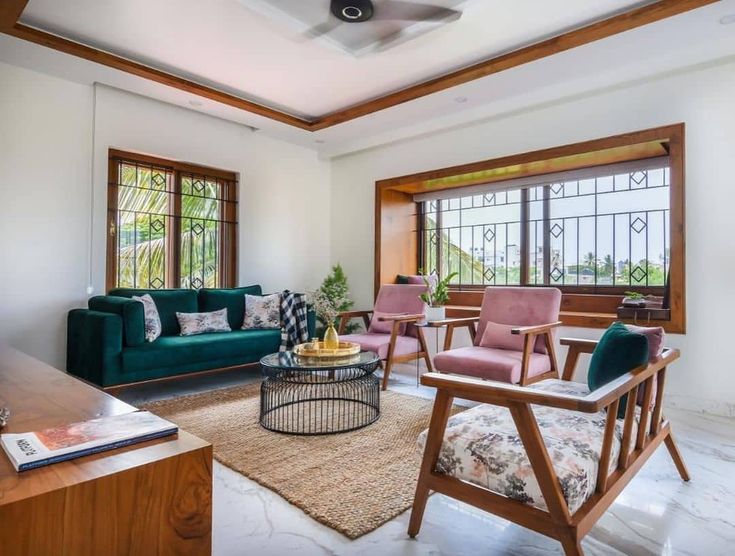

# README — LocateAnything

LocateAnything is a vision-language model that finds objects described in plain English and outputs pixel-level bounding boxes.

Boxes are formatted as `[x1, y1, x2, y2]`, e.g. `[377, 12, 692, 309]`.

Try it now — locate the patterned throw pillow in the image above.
[176, 308, 231, 336]
[242, 294, 281, 329]
[132, 294, 162, 342]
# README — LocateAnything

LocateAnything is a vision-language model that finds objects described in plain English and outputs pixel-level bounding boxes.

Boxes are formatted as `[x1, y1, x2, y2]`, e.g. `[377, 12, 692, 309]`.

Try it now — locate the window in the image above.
[106, 150, 238, 291]
[375, 124, 685, 332]
[419, 160, 670, 294]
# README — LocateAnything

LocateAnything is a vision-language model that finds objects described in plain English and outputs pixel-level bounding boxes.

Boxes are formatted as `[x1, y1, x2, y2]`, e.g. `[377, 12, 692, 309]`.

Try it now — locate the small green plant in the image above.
[311, 264, 357, 336]
[624, 291, 645, 300]
[420, 272, 458, 307]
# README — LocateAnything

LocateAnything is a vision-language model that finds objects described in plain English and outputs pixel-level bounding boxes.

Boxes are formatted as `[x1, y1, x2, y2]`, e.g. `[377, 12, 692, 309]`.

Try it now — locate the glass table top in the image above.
[260, 350, 379, 370]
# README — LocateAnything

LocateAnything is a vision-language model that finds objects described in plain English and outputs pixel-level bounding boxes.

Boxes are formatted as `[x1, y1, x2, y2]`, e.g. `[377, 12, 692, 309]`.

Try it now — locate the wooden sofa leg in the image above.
[664, 432, 691, 481]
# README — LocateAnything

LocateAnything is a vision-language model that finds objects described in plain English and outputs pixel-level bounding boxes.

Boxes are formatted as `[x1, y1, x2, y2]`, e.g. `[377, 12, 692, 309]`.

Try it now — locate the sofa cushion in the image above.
[110, 288, 198, 336]
[122, 329, 281, 373]
[176, 308, 231, 336]
[340, 333, 420, 359]
[417, 379, 638, 515]
[132, 294, 162, 342]
[198, 285, 262, 330]
[588, 322, 650, 418]
[88, 295, 145, 347]
[368, 311, 407, 335]
[434, 346, 551, 384]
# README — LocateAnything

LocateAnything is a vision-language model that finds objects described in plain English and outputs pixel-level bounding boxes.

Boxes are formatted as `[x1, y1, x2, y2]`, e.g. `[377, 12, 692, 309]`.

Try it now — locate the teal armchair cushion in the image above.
[588, 322, 650, 417]
[198, 285, 262, 330]
[109, 288, 198, 336]
[88, 295, 145, 346]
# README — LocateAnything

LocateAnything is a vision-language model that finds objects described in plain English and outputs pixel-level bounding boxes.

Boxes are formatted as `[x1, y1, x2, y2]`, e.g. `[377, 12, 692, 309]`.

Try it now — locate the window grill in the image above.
[107, 150, 238, 291]
[420, 163, 670, 294]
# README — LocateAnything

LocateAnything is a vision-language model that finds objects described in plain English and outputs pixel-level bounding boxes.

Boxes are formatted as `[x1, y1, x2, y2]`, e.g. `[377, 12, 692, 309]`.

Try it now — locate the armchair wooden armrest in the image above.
[430, 316, 479, 352]
[337, 309, 372, 334]
[426, 316, 480, 327]
[511, 321, 562, 335]
[559, 337, 600, 380]
[421, 347, 678, 414]
[377, 313, 425, 323]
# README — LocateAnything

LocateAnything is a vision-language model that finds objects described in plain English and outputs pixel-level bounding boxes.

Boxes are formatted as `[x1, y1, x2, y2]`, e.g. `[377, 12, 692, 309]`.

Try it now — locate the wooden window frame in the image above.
[375, 124, 685, 333]
[106, 149, 238, 292]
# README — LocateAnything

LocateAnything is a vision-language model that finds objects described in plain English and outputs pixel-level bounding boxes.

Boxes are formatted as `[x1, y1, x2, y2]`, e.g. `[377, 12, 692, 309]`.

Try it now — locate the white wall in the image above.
[0, 63, 331, 370]
[330, 59, 735, 417]
[0, 62, 92, 366]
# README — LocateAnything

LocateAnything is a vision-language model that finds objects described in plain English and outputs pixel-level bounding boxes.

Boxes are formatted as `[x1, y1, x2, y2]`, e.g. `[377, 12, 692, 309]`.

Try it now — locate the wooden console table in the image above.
[0, 346, 213, 555]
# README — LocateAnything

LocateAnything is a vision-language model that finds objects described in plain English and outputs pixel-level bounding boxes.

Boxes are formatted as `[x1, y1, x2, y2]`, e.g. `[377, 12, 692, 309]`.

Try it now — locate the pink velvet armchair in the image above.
[434, 287, 562, 386]
[338, 284, 432, 390]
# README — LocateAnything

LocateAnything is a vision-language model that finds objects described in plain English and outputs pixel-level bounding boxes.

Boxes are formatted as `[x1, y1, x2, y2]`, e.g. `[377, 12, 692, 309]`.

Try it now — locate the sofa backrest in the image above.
[109, 288, 198, 336]
[198, 285, 262, 330]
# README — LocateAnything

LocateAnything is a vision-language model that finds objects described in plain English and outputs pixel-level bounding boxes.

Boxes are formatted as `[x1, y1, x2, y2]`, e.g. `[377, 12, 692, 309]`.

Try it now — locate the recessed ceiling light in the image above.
[315, 139, 326, 144]
[720, 14, 735, 25]
[454, 96, 468, 104]
[188, 99, 203, 107]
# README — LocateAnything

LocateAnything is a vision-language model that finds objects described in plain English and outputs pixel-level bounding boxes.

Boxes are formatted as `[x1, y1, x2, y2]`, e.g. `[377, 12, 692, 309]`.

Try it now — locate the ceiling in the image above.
[1, 0, 735, 156]
[20, 0, 650, 118]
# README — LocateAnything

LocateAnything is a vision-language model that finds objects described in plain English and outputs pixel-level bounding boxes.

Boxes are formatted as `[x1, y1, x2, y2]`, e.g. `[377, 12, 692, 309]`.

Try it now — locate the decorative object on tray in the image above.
[419, 271, 457, 321]
[294, 340, 361, 358]
[308, 289, 343, 349]
[0, 407, 9, 430]
[0, 410, 177, 472]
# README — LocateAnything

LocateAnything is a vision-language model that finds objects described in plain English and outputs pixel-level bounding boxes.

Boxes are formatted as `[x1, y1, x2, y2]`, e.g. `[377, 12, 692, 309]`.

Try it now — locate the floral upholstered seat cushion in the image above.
[417, 379, 637, 514]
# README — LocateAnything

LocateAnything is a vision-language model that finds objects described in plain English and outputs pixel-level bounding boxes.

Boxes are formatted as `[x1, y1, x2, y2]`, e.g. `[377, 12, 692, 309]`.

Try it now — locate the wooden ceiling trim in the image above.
[4, 23, 314, 130]
[0, 0, 28, 31]
[309, 0, 718, 130]
[2, 0, 717, 131]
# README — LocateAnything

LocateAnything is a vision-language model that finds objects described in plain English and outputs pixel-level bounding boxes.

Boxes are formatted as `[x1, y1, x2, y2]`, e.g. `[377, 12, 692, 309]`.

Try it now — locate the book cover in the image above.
[0, 411, 177, 472]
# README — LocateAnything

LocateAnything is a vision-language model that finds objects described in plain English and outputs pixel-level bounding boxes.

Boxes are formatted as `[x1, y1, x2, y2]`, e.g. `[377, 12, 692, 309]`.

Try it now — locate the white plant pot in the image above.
[424, 306, 446, 322]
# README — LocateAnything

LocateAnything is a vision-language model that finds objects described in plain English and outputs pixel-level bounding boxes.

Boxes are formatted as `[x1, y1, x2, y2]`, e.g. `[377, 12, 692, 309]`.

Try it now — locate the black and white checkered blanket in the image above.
[280, 290, 310, 351]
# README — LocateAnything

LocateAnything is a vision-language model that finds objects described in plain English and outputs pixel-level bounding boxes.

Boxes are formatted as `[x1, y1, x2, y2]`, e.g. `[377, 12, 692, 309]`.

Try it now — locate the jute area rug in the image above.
[143, 383, 463, 539]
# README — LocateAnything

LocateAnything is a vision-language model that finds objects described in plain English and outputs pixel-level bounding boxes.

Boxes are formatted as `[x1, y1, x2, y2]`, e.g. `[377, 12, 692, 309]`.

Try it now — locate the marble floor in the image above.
[118, 366, 735, 556]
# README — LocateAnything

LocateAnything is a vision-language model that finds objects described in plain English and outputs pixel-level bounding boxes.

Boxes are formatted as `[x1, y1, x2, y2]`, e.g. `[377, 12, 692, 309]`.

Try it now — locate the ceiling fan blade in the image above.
[373, 1, 462, 22]
[302, 19, 341, 40]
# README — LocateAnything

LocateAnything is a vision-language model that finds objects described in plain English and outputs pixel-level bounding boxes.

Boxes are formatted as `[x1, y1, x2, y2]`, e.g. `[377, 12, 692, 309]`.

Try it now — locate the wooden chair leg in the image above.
[408, 390, 454, 538]
[381, 356, 393, 391]
[560, 533, 584, 556]
[416, 328, 433, 372]
[664, 432, 691, 481]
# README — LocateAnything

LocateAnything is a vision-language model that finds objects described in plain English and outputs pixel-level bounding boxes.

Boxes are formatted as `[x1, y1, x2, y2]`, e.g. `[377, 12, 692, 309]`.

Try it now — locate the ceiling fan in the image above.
[304, 0, 463, 46]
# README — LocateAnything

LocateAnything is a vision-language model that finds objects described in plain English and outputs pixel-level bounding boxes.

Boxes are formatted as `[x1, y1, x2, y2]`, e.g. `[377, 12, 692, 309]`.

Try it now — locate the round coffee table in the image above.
[259, 351, 380, 435]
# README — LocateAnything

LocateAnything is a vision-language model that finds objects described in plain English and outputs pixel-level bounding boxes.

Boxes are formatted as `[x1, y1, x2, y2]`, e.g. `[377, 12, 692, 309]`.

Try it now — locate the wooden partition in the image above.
[374, 188, 419, 295]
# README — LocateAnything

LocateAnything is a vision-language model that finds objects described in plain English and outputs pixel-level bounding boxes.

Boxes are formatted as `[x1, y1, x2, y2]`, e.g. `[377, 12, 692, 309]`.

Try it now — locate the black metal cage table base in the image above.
[259, 351, 380, 435]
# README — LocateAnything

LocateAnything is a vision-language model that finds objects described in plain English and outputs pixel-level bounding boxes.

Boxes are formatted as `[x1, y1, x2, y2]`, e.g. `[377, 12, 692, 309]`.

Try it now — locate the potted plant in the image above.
[420, 272, 457, 322]
[622, 291, 647, 308]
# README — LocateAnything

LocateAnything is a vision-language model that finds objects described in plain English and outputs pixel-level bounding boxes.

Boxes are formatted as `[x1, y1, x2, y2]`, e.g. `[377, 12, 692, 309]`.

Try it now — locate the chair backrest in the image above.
[475, 287, 562, 352]
[373, 284, 427, 336]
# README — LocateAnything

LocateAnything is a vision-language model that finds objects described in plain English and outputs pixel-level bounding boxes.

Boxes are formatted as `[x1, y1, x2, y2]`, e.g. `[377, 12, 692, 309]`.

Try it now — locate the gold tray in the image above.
[293, 341, 361, 358]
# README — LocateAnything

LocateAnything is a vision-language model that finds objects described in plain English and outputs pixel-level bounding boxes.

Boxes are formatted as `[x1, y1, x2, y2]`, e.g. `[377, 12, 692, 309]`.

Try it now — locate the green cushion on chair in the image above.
[109, 288, 198, 336]
[198, 285, 262, 330]
[588, 321, 650, 418]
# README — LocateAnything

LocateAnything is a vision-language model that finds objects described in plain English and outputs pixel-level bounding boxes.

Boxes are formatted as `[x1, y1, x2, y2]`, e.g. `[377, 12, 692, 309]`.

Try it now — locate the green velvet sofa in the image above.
[67, 286, 315, 388]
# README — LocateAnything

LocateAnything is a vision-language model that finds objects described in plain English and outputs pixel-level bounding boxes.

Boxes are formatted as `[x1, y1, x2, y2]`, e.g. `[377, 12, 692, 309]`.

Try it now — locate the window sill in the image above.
[444, 305, 682, 334]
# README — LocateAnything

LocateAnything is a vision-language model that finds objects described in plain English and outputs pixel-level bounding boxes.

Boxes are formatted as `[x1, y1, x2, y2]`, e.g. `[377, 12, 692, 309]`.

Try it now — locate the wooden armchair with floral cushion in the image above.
[408, 334, 689, 556]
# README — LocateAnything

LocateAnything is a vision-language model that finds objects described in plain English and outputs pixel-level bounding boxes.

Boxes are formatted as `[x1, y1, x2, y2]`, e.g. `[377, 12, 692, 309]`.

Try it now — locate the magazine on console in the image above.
[0, 410, 178, 472]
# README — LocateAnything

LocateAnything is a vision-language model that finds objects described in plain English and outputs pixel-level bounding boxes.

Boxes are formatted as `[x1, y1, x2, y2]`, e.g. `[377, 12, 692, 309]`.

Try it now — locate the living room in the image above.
[1, 1, 734, 555]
